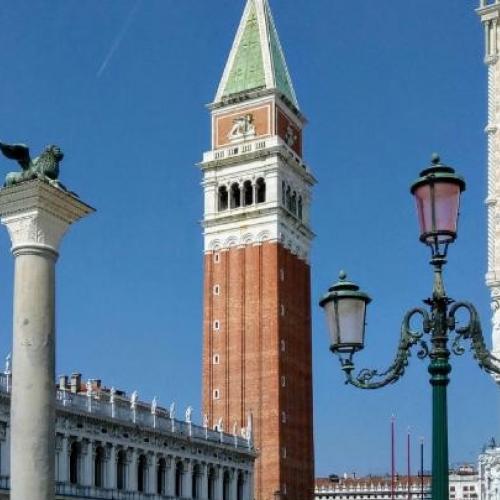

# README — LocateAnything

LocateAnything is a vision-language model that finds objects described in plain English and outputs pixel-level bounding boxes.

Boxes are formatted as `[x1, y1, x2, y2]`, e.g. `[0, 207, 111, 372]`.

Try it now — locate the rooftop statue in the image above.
[0, 142, 65, 189]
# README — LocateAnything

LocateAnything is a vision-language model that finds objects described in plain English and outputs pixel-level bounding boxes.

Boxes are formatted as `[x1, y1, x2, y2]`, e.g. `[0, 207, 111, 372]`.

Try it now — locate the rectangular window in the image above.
[213, 354, 220, 365]
[213, 389, 220, 400]
[213, 285, 221, 296]
[214, 253, 220, 264]
[213, 320, 221, 331]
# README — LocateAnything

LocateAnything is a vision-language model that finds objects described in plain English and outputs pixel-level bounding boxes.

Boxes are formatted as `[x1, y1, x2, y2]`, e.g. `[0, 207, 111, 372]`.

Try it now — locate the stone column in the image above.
[166, 456, 176, 496]
[182, 459, 193, 498]
[105, 444, 116, 489]
[0, 423, 9, 478]
[58, 435, 70, 484]
[216, 466, 224, 500]
[82, 440, 93, 487]
[127, 448, 137, 492]
[0, 180, 93, 500]
[230, 469, 238, 500]
[243, 471, 252, 500]
[200, 463, 208, 500]
[146, 453, 156, 494]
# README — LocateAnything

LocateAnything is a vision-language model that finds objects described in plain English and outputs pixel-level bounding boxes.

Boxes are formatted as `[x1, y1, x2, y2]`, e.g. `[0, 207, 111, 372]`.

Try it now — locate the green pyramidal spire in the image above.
[215, 0, 299, 109]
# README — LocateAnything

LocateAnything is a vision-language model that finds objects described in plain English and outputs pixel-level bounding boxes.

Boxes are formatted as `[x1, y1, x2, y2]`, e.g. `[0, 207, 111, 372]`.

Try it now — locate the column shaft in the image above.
[10, 250, 56, 500]
[147, 454, 156, 494]
[0, 425, 10, 477]
[230, 470, 238, 500]
[183, 460, 193, 498]
[201, 464, 208, 500]
[166, 458, 176, 496]
[216, 468, 224, 500]
[83, 441, 94, 487]
[106, 445, 116, 489]
[0, 180, 94, 500]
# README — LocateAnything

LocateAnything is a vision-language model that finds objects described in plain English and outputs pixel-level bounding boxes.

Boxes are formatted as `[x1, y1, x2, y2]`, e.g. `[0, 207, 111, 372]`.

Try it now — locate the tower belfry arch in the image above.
[200, 0, 315, 498]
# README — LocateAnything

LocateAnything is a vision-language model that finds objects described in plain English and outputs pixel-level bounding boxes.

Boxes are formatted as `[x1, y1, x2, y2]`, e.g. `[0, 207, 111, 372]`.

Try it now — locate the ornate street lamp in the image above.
[320, 155, 500, 500]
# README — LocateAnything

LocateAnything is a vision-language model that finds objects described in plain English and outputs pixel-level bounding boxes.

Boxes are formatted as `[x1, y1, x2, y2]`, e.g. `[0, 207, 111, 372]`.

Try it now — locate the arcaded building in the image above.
[0, 368, 255, 500]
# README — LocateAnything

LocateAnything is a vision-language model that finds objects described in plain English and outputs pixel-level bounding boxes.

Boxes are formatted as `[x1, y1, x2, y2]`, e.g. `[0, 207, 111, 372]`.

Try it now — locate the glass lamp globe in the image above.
[410, 154, 466, 252]
[319, 272, 371, 354]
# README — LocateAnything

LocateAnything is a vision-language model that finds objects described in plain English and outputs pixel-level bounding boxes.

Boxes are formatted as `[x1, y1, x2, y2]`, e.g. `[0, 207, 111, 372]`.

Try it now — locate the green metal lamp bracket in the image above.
[340, 308, 431, 389]
[339, 300, 500, 390]
[448, 301, 500, 375]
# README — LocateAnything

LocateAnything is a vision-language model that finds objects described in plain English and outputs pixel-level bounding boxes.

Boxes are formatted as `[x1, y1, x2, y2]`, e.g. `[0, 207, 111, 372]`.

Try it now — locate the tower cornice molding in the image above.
[477, 3, 500, 20]
[199, 143, 316, 185]
[209, 89, 306, 123]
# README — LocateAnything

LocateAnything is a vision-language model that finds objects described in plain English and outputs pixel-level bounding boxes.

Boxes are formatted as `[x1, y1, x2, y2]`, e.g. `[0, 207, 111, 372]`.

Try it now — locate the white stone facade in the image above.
[479, 444, 500, 500]
[478, 1, 500, 359]
[314, 475, 431, 500]
[0, 370, 255, 500]
[449, 466, 479, 500]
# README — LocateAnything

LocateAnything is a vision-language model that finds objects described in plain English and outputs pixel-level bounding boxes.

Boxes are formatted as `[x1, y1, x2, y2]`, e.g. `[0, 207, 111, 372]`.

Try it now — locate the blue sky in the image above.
[0, 0, 496, 477]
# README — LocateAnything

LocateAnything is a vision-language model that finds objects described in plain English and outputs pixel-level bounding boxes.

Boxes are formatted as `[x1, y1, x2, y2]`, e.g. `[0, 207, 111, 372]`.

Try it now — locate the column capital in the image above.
[0, 180, 94, 256]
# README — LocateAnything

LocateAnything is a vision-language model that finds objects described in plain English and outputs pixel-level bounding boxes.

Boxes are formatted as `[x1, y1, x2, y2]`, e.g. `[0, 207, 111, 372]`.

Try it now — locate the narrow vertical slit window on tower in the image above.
[280, 304, 285, 317]
[281, 376, 286, 387]
[213, 252, 220, 264]
[213, 354, 220, 365]
[281, 411, 287, 423]
[213, 389, 220, 400]
[280, 268, 285, 282]
[218, 186, 229, 211]
[281, 339, 286, 352]
[213, 285, 221, 296]
[256, 177, 266, 203]
[213, 320, 220, 331]
[230, 183, 241, 208]
[243, 180, 253, 206]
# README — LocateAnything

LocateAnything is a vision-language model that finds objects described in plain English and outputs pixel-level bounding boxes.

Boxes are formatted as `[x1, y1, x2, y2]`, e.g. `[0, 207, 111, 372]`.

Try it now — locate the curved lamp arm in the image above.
[340, 308, 431, 389]
[449, 302, 500, 375]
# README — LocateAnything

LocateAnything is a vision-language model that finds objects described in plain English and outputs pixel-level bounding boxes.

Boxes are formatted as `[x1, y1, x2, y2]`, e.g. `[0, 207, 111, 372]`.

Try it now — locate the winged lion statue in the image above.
[0, 142, 65, 189]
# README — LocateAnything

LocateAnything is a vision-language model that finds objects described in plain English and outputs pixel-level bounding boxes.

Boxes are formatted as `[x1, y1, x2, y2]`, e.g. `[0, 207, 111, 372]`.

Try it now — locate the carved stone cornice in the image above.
[0, 180, 94, 255]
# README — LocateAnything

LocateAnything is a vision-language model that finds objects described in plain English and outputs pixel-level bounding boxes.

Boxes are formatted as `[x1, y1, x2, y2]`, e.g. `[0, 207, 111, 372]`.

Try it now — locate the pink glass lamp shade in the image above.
[411, 155, 466, 251]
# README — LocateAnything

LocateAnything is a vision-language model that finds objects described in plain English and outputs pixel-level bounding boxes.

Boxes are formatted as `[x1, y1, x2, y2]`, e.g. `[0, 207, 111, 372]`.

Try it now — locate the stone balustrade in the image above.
[0, 375, 249, 450]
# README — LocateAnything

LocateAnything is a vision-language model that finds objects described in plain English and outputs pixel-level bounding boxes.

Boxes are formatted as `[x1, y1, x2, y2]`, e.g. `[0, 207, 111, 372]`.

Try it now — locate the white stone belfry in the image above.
[0, 180, 94, 500]
[478, 1, 500, 369]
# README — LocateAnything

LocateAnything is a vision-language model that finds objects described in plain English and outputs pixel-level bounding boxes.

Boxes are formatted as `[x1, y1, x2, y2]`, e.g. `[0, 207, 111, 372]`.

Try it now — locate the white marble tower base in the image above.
[0, 180, 94, 500]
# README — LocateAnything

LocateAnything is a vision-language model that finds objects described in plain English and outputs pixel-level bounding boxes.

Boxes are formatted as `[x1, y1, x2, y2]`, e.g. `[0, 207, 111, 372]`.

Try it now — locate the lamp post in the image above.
[320, 154, 500, 500]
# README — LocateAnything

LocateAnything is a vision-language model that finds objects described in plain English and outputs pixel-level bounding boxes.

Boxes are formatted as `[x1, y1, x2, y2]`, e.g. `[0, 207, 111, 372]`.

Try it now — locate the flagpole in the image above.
[392, 415, 396, 500]
[407, 428, 412, 500]
[420, 437, 424, 500]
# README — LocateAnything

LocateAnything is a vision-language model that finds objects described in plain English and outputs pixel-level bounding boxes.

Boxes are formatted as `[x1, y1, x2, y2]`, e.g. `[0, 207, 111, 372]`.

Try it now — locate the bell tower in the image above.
[200, 1, 315, 498]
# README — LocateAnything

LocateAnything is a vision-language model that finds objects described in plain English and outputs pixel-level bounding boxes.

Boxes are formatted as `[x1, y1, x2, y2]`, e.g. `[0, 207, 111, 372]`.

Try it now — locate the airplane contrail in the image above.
[97, 0, 142, 78]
